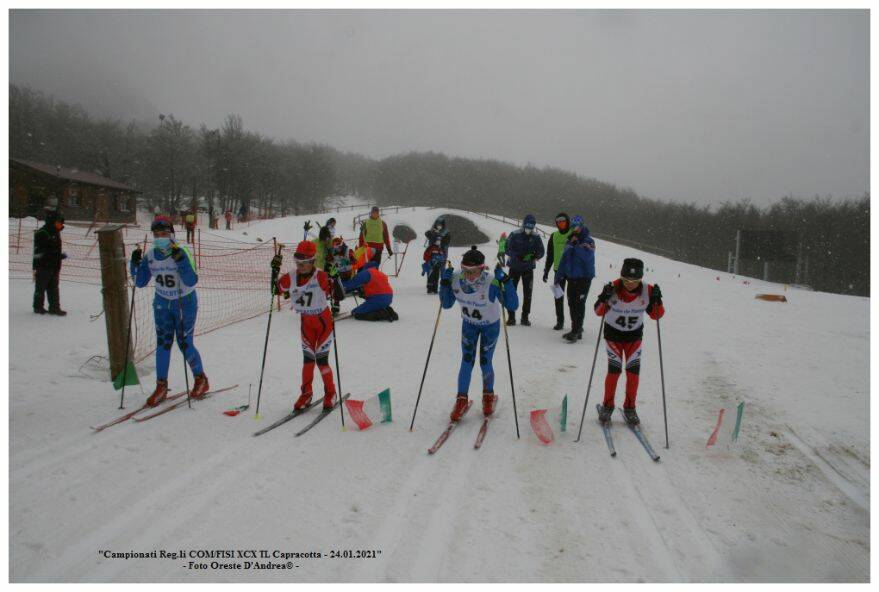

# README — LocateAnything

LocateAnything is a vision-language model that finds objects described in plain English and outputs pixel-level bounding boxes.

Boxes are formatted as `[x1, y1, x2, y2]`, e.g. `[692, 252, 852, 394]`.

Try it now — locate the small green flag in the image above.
[731, 402, 745, 442]
[113, 361, 139, 390]
[559, 395, 568, 432]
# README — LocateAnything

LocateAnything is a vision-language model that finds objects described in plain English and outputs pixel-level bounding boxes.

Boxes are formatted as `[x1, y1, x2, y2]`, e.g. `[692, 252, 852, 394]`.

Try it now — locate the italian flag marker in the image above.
[344, 388, 392, 431]
[530, 395, 568, 444]
[706, 402, 746, 447]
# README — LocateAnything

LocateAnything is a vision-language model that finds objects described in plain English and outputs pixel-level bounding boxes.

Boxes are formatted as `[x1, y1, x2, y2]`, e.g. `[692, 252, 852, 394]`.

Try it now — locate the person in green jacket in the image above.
[496, 232, 508, 268]
[542, 213, 573, 330]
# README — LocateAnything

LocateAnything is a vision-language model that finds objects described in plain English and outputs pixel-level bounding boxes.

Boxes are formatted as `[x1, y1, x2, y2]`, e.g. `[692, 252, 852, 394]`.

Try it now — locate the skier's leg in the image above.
[154, 298, 175, 381]
[47, 268, 61, 311]
[352, 294, 392, 319]
[554, 277, 566, 326]
[33, 268, 49, 311]
[622, 340, 643, 409]
[175, 293, 204, 376]
[299, 315, 322, 397]
[315, 313, 336, 404]
[521, 269, 534, 318]
[603, 340, 624, 408]
[507, 269, 521, 322]
[457, 322, 478, 395]
[478, 322, 500, 393]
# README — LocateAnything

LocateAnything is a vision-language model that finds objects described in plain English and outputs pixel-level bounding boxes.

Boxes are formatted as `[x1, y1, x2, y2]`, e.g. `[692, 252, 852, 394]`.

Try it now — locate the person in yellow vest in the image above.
[542, 213, 573, 331]
[184, 210, 197, 244]
[358, 206, 393, 265]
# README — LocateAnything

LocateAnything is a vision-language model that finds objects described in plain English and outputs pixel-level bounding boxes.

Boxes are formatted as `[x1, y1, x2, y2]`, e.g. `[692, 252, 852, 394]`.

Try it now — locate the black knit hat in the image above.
[621, 258, 644, 279]
[555, 212, 570, 225]
[462, 245, 485, 267]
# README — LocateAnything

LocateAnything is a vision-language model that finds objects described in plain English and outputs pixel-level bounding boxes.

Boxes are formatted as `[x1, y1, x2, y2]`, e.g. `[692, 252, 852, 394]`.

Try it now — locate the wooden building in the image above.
[9, 158, 139, 223]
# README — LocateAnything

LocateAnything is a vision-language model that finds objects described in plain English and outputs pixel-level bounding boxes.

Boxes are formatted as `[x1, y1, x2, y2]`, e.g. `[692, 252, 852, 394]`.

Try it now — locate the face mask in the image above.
[524, 227, 534, 235]
[54, 222, 64, 231]
[154, 237, 172, 252]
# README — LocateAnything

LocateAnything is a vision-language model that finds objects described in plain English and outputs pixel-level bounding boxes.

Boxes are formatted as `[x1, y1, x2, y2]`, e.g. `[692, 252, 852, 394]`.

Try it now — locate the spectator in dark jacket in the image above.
[504, 214, 545, 326]
[422, 216, 451, 293]
[32, 209, 67, 315]
[554, 216, 595, 342]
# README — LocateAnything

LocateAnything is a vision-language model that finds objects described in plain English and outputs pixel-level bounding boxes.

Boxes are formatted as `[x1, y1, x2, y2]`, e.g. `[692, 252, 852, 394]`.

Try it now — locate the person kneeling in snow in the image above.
[594, 257, 664, 426]
[272, 241, 345, 411]
[339, 252, 398, 322]
[440, 246, 518, 421]
[130, 215, 209, 406]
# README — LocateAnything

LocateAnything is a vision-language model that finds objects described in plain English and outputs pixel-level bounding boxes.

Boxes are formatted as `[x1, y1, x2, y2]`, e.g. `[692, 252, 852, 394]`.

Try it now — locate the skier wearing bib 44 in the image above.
[440, 246, 519, 421]
[129, 215, 209, 407]
[594, 258, 664, 425]
[272, 241, 345, 411]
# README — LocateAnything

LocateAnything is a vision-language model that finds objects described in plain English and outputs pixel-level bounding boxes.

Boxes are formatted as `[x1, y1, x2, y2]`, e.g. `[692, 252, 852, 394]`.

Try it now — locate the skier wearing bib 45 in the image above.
[129, 215, 209, 407]
[440, 246, 519, 421]
[593, 258, 664, 425]
[272, 241, 345, 411]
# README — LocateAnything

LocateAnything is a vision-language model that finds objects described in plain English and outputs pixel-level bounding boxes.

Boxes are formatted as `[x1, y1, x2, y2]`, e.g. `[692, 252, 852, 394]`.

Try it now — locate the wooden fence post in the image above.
[96, 225, 131, 381]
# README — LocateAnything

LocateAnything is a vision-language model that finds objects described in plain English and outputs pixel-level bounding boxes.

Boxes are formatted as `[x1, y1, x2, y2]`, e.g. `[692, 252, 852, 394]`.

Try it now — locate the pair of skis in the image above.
[597, 404, 660, 462]
[428, 396, 496, 455]
[253, 393, 350, 438]
[91, 385, 238, 432]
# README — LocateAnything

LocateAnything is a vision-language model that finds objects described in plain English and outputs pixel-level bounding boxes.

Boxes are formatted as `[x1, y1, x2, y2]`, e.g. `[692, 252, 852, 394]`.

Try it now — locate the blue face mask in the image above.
[154, 237, 172, 252]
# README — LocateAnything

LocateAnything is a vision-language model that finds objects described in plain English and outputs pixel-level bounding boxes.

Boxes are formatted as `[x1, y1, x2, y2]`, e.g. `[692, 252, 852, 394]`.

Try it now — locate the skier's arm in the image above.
[383, 222, 393, 253]
[543, 235, 554, 272]
[32, 230, 47, 269]
[439, 268, 456, 309]
[647, 284, 665, 320]
[132, 259, 152, 288]
[173, 246, 198, 287]
[341, 269, 370, 293]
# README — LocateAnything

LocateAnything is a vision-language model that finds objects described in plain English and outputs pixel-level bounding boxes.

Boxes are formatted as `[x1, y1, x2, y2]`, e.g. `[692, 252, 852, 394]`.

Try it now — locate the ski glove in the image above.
[441, 267, 454, 285]
[494, 267, 508, 283]
[597, 282, 614, 304]
[303, 221, 312, 233]
[542, 269, 549, 283]
[170, 243, 185, 262]
[131, 248, 143, 268]
[650, 284, 662, 306]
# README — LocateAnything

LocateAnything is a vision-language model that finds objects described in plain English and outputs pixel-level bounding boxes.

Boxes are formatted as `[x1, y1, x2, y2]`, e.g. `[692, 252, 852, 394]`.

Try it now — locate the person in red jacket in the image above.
[271, 241, 345, 411]
[339, 257, 398, 321]
[593, 258, 664, 426]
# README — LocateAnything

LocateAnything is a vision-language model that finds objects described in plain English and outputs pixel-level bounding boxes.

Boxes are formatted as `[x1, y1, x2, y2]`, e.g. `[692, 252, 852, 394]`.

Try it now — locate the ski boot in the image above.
[482, 391, 497, 417]
[190, 373, 210, 399]
[387, 306, 399, 321]
[450, 394, 469, 422]
[294, 392, 313, 411]
[597, 404, 614, 424]
[563, 330, 578, 343]
[322, 391, 337, 411]
[47, 308, 67, 316]
[623, 407, 640, 426]
[146, 379, 169, 407]
[34, 307, 47, 315]
[552, 320, 564, 331]
[506, 313, 516, 326]
[520, 314, 531, 327]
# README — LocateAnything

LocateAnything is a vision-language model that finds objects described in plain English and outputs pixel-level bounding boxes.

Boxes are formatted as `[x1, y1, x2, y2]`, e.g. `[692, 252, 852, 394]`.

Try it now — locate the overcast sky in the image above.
[9, 9, 869, 206]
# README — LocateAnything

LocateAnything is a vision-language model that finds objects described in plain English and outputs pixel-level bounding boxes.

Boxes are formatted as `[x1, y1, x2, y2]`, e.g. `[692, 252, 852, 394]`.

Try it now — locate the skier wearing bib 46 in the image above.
[129, 215, 209, 407]
[594, 258, 664, 425]
[440, 246, 519, 421]
[272, 241, 345, 411]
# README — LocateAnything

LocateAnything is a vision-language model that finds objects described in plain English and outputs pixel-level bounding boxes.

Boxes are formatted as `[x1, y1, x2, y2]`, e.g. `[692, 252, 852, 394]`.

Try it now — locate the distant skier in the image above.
[440, 246, 518, 421]
[184, 210, 196, 244]
[32, 209, 67, 316]
[496, 232, 507, 268]
[224, 209, 233, 230]
[542, 213, 573, 330]
[422, 216, 450, 294]
[129, 215, 209, 406]
[504, 214, 544, 326]
[271, 241, 345, 411]
[553, 215, 596, 343]
[594, 258, 664, 425]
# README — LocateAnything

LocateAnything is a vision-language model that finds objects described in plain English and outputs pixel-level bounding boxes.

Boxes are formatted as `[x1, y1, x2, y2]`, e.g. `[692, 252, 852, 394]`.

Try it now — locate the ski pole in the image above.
[175, 247, 192, 410]
[331, 309, 346, 429]
[254, 240, 281, 420]
[119, 234, 147, 409]
[657, 318, 669, 449]
[409, 261, 452, 431]
[497, 272, 521, 439]
[575, 315, 605, 442]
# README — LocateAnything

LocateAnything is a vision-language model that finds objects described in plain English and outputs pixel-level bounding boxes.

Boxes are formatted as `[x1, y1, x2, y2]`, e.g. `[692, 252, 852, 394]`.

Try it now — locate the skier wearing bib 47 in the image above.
[129, 215, 209, 407]
[272, 241, 345, 411]
[594, 258, 664, 425]
[440, 246, 519, 421]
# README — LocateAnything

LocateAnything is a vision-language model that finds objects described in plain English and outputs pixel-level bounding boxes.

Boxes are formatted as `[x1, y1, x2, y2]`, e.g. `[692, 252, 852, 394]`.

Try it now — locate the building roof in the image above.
[10, 158, 138, 192]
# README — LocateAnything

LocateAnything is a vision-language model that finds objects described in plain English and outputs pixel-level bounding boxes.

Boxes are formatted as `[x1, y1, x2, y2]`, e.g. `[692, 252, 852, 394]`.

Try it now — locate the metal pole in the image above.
[733, 230, 741, 275]
[575, 316, 605, 442]
[657, 319, 669, 449]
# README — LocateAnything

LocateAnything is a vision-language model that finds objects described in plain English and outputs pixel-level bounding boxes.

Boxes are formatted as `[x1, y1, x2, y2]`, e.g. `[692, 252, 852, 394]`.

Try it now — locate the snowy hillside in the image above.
[10, 206, 869, 582]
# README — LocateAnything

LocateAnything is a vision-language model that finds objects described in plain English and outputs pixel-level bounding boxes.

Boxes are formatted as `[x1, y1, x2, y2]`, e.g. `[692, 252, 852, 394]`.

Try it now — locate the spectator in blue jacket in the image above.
[504, 214, 545, 326]
[553, 216, 596, 342]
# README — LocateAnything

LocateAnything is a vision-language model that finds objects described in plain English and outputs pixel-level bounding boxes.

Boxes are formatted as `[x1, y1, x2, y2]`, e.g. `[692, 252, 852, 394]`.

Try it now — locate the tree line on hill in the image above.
[9, 84, 868, 296]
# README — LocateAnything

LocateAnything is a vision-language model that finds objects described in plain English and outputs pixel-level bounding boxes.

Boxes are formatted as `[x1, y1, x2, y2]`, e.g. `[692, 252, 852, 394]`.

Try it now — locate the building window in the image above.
[115, 192, 130, 213]
[67, 186, 80, 207]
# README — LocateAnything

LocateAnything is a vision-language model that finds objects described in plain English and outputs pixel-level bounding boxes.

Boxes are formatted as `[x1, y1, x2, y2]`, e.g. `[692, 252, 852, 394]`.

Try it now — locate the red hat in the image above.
[294, 241, 317, 259]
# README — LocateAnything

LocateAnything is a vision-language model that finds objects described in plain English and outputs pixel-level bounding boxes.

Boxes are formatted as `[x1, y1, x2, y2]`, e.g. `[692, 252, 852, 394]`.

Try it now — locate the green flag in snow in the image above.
[113, 361, 139, 390]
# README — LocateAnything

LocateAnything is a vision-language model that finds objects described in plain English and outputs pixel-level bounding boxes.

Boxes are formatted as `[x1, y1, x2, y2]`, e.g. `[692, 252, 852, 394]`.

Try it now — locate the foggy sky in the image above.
[9, 9, 869, 206]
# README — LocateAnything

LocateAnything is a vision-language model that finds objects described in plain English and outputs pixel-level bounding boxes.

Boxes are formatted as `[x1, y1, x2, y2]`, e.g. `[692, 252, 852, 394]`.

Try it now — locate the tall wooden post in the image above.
[96, 225, 131, 381]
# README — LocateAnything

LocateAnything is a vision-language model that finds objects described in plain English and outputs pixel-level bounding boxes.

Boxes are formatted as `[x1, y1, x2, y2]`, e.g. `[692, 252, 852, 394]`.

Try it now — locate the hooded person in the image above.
[439, 246, 519, 422]
[325, 217, 337, 238]
[542, 212, 573, 330]
[422, 216, 451, 294]
[504, 214, 545, 326]
[593, 258, 664, 425]
[271, 240, 346, 410]
[553, 215, 596, 342]
[129, 215, 209, 405]
[32, 208, 68, 315]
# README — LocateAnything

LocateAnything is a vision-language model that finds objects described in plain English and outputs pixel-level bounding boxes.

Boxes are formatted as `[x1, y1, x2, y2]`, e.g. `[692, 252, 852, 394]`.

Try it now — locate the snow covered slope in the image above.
[10, 207, 869, 582]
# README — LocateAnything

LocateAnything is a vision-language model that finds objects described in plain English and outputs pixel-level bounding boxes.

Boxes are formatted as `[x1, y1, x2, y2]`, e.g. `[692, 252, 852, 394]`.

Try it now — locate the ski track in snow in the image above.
[10, 206, 869, 582]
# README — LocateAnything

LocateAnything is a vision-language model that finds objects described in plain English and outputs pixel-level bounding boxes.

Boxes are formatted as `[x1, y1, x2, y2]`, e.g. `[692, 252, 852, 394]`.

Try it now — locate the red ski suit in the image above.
[277, 269, 336, 399]
[594, 280, 665, 409]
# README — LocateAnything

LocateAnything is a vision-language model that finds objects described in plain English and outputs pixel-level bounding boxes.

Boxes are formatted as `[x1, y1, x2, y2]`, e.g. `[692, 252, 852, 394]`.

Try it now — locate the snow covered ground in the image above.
[9, 206, 869, 582]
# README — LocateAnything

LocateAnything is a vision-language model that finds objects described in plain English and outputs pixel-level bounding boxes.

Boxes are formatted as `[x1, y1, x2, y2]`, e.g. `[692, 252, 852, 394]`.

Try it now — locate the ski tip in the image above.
[610, 451, 617, 457]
